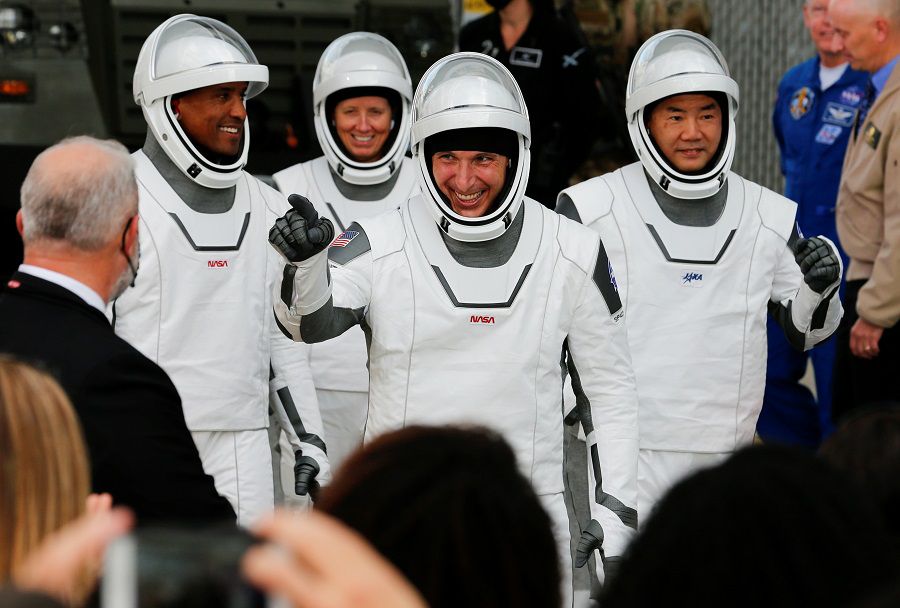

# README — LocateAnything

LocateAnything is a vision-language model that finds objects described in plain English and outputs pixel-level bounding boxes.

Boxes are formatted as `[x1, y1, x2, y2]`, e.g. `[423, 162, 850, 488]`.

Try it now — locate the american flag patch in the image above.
[331, 230, 359, 248]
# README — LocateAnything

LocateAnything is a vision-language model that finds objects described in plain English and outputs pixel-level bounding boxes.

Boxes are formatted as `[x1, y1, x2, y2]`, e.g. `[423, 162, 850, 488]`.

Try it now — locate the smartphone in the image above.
[101, 526, 266, 608]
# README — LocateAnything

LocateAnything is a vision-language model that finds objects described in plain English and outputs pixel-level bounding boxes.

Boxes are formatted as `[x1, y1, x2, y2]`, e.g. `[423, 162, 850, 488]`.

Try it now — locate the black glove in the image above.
[293, 453, 320, 498]
[603, 556, 621, 584]
[792, 236, 840, 294]
[574, 518, 605, 568]
[269, 194, 335, 263]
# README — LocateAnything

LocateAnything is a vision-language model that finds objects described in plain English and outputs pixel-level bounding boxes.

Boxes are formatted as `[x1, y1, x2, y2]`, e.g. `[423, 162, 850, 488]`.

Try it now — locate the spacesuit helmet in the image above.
[411, 52, 531, 243]
[133, 14, 268, 189]
[313, 32, 413, 187]
[626, 30, 739, 199]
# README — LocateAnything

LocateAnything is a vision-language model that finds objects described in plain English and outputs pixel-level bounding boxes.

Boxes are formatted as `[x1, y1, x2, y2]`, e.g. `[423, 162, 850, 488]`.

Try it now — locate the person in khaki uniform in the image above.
[830, 0, 900, 418]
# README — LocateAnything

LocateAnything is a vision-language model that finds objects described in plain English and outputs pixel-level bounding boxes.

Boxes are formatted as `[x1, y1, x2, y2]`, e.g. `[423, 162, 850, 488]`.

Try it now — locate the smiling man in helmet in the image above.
[269, 52, 639, 602]
[271, 33, 419, 478]
[558, 31, 843, 541]
[113, 15, 329, 526]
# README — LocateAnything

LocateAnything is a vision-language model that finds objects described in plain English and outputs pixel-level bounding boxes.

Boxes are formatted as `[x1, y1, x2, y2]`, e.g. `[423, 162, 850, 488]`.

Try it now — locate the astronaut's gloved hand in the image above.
[574, 518, 604, 568]
[294, 453, 321, 499]
[602, 556, 622, 584]
[792, 237, 840, 294]
[269, 194, 335, 263]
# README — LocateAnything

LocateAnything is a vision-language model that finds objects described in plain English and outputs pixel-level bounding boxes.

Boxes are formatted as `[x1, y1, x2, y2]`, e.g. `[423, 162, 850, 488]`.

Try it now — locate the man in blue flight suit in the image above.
[759, 0, 867, 447]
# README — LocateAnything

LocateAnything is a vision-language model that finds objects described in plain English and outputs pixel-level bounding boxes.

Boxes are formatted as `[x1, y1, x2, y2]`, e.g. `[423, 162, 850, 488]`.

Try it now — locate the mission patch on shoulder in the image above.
[328, 222, 371, 266]
[593, 239, 622, 316]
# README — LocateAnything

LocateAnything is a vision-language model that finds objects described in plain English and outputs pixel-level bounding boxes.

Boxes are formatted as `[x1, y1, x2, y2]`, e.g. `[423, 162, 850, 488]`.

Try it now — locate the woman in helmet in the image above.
[557, 30, 843, 534]
[272, 33, 418, 479]
[269, 52, 639, 605]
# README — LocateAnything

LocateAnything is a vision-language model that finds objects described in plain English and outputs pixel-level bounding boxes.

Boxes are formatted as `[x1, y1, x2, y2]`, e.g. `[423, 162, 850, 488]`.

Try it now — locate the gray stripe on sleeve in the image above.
[298, 296, 366, 344]
[570, 347, 637, 530]
[275, 385, 327, 455]
[590, 444, 637, 529]
[768, 300, 806, 351]
[811, 286, 837, 331]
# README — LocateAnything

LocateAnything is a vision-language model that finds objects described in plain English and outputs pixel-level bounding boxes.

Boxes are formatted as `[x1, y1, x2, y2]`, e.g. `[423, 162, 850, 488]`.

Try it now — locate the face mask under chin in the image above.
[112, 236, 140, 301]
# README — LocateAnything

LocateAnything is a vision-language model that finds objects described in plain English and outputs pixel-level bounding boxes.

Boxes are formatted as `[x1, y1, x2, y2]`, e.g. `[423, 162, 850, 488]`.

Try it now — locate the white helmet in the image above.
[411, 52, 531, 243]
[313, 32, 413, 186]
[626, 30, 739, 199]
[133, 14, 268, 189]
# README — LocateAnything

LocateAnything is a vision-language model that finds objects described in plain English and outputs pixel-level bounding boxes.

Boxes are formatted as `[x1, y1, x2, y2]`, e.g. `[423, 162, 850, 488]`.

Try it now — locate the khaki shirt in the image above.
[836, 63, 900, 328]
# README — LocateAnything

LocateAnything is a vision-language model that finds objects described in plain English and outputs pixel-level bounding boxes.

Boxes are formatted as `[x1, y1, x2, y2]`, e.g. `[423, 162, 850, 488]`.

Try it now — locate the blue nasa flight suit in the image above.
[758, 56, 867, 447]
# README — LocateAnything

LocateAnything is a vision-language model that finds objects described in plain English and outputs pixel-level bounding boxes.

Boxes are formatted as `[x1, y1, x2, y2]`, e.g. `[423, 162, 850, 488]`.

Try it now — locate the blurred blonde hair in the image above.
[0, 356, 90, 585]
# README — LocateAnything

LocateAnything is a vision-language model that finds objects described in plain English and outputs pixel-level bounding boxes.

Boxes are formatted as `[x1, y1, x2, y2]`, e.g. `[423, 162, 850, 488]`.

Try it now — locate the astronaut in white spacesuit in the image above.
[557, 30, 843, 545]
[269, 53, 639, 600]
[113, 14, 330, 526]
[272, 33, 419, 474]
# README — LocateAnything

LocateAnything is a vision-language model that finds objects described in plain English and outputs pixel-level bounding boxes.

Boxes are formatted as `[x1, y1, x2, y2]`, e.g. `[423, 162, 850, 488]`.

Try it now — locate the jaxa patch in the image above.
[864, 123, 882, 149]
[681, 271, 703, 287]
[815, 124, 843, 145]
[823, 102, 856, 127]
[790, 87, 814, 119]
[331, 230, 359, 248]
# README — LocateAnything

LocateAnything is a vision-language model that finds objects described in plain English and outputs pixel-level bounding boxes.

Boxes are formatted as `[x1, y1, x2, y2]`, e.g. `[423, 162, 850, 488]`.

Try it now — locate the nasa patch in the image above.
[790, 87, 815, 119]
[840, 86, 863, 106]
[815, 124, 843, 145]
[823, 102, 856, 127]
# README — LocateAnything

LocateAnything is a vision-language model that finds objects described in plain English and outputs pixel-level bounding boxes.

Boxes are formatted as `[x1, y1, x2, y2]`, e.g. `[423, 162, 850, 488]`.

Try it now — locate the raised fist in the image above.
[269, 194, 335, 263]
[792, 236, 840, 294]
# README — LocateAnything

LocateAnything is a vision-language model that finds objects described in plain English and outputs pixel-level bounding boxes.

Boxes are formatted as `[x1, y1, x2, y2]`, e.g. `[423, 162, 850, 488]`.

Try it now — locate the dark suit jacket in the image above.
[0, 588, 64, 608]
[0, 271, 235, 524]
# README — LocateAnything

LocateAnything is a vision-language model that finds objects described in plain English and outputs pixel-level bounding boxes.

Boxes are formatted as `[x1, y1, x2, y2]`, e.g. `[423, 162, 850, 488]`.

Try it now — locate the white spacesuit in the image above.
[113, 14, 329, 527]
[272, 33, 418, 474]
[557, 31, 843, 525]
[270, 53, 640, 600]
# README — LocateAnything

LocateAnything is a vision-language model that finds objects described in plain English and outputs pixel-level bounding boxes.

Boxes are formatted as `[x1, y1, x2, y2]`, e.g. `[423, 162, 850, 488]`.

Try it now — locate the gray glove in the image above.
[269, 194, 335, 263]
[793, 236, 840, 294]
[574, 518, 604, 568]
[293, 453, 320, 498]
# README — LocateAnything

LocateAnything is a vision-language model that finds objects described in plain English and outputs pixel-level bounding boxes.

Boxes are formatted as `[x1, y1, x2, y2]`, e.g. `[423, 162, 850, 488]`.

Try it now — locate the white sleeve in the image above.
[566, 238, 639, 570]
[267, 234, 331, 485]
[769, 233, 843, 351]
[272, 226, 374, 344]
[268, 325, 331, 486]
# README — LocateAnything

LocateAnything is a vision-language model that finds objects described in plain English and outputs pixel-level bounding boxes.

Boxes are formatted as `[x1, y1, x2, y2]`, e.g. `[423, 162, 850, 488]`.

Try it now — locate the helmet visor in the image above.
[314, 32, 412, 104]
[629, 31, 730, 96]
[151, 16, 266, 99]
[625, 30, 737, 119]
[415, 54, 527, 122]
